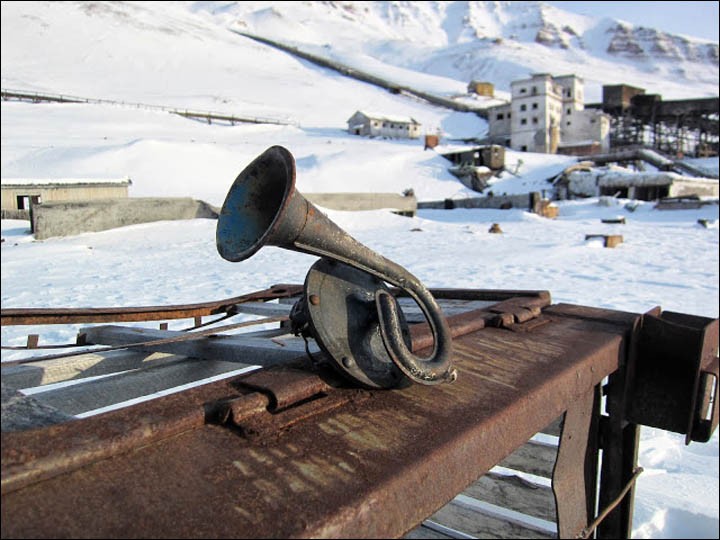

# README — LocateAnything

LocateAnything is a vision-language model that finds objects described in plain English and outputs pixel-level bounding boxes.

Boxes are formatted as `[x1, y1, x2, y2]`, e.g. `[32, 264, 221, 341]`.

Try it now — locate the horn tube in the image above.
[217, 145, 456, 386]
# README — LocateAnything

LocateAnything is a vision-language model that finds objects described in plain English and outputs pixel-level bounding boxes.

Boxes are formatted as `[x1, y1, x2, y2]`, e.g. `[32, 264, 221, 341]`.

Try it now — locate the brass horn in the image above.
[216, 145, 455, 388]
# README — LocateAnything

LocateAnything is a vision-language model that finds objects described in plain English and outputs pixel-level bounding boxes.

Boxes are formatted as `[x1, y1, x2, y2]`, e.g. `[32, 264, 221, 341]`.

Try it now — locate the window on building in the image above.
[532, 103, 538, 110]
[496, 113, 504, 120]
[521, 145, 528, 152]
[531, 86, 537, 95]
[567, 108, 572, 115]
[590, 118, 596, 124]
[520, 104, 527, 111]
[532, 117, 538, 124]
[520, 88, 527, 94]
[520, 118, 527, 125]
[508, 113, 511, 118]
[567, 121, 572, 126]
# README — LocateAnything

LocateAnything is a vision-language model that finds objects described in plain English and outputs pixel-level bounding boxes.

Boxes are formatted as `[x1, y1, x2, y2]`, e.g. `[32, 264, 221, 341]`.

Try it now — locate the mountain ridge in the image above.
[199, 0, 718, 101]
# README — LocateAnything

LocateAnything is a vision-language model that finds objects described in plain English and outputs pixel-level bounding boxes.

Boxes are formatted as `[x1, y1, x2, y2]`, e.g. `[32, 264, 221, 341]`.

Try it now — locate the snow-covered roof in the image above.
[1, 177, 132, 187]
[349, 110, 420, 125]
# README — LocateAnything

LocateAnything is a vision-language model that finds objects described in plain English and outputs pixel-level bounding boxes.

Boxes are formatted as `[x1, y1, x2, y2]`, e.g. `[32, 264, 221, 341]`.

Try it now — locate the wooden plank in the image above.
[1, 325, 294, 391]
[1, 382, 74, 432]
[498, 439, 558, 478]
[540, 415, 564, 437]
[231, 302, 294, 317]
[406, 520, 476, 539]
[404, 523, 457, 539]
[427, 497, 556, 539]
[25, 358, 256, 417]
[1, 350, 183, 390]
[463, 472, 556, 522]
[79, 325, 316, 365]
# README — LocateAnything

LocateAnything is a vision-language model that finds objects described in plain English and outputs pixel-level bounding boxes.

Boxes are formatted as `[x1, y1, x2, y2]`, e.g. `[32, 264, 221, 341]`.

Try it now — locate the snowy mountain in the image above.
[2, 1, 718, 114]
[194, 0, 720, 102]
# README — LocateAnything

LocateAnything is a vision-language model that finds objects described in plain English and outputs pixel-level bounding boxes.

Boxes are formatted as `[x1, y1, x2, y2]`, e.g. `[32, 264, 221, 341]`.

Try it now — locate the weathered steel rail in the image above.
[1, 286, 718, 539]
[0, 284, 304, 326]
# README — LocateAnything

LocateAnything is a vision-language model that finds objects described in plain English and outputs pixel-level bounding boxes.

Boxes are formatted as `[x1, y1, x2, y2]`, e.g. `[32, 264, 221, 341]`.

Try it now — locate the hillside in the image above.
[199, 0, 720, 102]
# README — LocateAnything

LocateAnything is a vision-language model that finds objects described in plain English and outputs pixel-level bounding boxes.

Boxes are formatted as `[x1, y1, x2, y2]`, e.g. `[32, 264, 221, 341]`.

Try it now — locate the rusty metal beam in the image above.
[0, 287, 546, 327]
[552, 386, 601, 538]
[0, 285, 303, 326]
[2, 307, 627, 538]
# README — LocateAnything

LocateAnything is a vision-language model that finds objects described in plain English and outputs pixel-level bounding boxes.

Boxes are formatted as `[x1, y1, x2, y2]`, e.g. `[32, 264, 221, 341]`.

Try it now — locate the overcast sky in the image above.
[547, 1, 719, 42]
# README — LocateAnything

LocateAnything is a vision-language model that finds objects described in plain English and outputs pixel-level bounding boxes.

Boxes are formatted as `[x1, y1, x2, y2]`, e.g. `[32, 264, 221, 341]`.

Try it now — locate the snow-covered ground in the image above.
[1, 2, 719, 538]
[2, 191, 718, 539]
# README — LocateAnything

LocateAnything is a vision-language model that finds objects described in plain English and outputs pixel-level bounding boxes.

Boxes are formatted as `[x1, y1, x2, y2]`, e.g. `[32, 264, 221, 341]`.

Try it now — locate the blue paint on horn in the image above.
[216, 146, 295, 262]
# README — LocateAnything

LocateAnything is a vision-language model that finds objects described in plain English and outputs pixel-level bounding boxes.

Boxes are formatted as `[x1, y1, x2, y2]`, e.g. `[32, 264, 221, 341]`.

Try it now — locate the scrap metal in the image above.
[2, 287, 717, 539]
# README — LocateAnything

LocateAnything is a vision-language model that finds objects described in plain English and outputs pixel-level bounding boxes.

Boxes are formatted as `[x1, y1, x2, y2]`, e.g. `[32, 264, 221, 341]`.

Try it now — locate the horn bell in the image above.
[216, 145, 297, 262]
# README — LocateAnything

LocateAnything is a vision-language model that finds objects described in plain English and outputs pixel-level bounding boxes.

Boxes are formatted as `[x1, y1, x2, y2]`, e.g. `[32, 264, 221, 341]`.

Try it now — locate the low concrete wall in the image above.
[418, 193, 534, 210]
[1, 209, 30, 220]
[305, 192, 417, 216]
[31, 198, 219, 240]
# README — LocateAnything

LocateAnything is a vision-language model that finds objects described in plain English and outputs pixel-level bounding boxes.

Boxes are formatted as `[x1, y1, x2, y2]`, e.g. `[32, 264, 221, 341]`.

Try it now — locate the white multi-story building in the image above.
[487, 74, 610, 154]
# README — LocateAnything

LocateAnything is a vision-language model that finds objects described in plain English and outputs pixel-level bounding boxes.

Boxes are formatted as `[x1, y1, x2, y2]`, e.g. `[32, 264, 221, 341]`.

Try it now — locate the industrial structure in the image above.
[588, 84, 719, 157]
[486, 73, 611, 155]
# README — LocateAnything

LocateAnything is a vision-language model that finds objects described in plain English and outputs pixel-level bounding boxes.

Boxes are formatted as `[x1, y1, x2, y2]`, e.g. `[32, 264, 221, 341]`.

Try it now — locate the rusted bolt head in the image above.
[309, 294, 320, 306]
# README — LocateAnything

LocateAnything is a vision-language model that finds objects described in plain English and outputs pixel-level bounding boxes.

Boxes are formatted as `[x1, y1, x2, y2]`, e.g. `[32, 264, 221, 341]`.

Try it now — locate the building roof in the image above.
[1, 177, 132, 187]
[348, 110, 420, 125]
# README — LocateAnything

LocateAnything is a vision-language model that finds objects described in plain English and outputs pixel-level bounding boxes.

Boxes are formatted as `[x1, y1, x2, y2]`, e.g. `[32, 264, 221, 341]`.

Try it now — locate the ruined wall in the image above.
[31, 198, 218, 240]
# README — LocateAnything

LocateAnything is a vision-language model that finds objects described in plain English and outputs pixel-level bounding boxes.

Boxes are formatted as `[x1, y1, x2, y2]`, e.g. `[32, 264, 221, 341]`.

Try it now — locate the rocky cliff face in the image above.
[605, 22, 718, 63]
[223, 1, 719, 73]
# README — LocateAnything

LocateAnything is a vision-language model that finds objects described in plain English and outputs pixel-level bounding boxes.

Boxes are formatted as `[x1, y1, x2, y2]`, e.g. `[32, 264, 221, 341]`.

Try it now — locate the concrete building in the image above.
[487, 73, 610, 154]
[347, 111, 422, 139]
[558, 169, 719, 201]
[1, 177, 131, 219]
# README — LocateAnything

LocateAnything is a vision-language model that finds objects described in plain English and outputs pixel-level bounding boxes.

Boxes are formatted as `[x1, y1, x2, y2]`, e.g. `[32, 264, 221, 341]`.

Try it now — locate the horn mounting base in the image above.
[291, 258, 412, 389]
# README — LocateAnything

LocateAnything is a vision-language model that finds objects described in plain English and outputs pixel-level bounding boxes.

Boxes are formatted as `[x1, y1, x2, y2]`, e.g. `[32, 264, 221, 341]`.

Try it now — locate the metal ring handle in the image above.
[375, 289, 456, 385]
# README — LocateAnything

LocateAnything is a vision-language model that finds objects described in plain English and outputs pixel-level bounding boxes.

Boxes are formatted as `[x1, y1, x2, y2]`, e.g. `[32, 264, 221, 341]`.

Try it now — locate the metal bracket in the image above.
[626, 310, 720, 444]
[290, 257, 413, 389]
[217, 367, 368, 439]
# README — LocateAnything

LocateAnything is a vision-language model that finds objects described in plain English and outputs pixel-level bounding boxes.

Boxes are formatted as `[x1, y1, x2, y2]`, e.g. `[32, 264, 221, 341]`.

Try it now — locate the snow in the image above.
[1, 2, 718, 538]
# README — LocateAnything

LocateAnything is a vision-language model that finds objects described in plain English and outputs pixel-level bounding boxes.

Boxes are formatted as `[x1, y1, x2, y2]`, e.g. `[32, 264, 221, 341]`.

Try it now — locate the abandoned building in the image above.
[1, 177, 132, 219]
[586, 84, 719, 157]
[436, 145, 506, 192]
[554, 167, 719, 201]
[486, 73, 611, 155]
[346, 111, 422, 139]
[467, 80, 494, 97]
